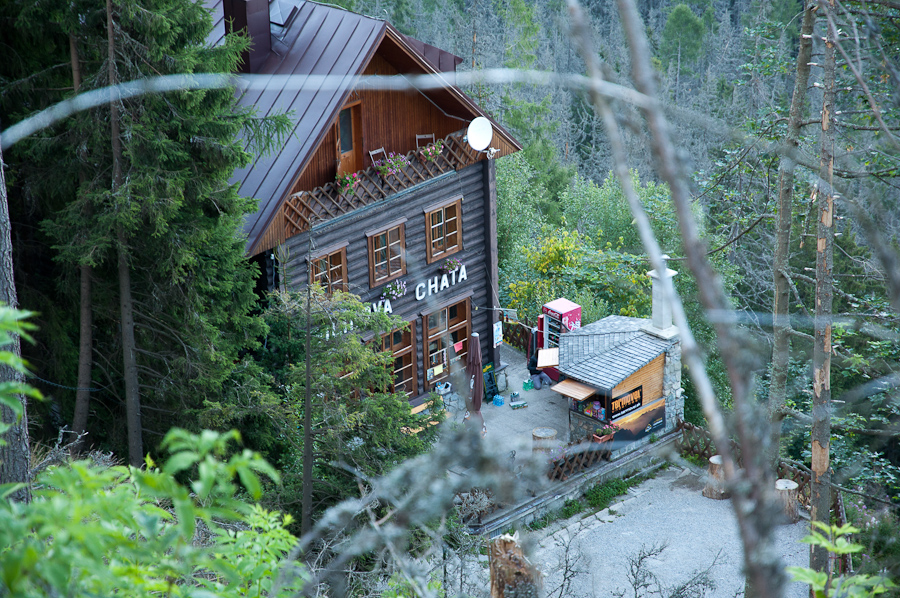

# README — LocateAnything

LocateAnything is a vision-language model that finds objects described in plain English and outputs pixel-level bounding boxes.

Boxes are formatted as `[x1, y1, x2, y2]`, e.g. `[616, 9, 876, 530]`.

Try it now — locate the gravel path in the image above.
[527, 466, 811, 598]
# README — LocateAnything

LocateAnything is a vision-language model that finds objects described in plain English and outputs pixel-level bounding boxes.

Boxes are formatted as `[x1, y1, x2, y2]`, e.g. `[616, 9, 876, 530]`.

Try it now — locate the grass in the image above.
[525, 468, 659, 532]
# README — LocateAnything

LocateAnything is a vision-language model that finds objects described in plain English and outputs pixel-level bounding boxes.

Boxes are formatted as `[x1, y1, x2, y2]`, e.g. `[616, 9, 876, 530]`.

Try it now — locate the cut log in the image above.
[702, 454, 731, 500]
[775, 478, 800, 524]
[490, 532, 541, 598]
[532, 427, 557, 458]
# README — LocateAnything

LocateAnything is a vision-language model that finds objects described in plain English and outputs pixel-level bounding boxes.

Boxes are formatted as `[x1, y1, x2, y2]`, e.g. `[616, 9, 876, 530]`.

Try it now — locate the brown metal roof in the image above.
[204, 0, 521, 255]
[400, 34, 463, 73]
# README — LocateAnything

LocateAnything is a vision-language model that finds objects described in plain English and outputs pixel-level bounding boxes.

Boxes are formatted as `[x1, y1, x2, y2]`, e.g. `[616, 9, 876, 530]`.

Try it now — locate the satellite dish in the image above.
[466, 117, 493, 152]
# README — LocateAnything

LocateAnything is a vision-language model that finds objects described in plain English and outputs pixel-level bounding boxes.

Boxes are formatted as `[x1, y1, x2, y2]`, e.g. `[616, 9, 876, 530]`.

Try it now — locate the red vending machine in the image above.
[537, 298, 582, 381]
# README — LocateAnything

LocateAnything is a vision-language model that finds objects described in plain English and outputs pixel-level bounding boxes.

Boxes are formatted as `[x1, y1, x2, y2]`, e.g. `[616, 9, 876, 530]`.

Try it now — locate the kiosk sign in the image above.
[610, 386, 643, 419]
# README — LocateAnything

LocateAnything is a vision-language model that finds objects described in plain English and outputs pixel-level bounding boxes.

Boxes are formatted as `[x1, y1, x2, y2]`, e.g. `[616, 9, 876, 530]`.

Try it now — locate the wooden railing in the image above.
[547, 442, 607, 481]
[282, 131, 482, 236]
[503, 319, 534, 357]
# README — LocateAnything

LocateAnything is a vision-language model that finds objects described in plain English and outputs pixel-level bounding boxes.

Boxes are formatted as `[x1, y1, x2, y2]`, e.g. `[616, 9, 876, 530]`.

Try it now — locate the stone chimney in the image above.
[224, 0, 271, 74]
[642, 255, 679, 340]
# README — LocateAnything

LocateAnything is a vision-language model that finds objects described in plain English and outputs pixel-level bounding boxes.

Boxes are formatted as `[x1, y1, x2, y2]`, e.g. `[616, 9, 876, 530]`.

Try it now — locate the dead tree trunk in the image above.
[810, 0, 836, 574]
[768, 2, 816, 466]
[107, 0, 143, 468]
[0, 140, 31, 502]
[489, 533, 540, 598]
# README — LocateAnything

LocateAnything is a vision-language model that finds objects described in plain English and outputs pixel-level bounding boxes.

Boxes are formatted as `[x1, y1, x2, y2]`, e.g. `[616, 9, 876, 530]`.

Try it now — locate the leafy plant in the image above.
[0, 428, 306, 597]
[595, 421, 620, 437]
[0, 306, 42, 444]
[374, 152, 411, 177]
[418, 140, 444, 162]
[442, 256, 462, 272]
[382, 278, 407, 300]
[585, 477, 631, 510]
[335, 171, 360, 194]
[787, 522, 896, 598]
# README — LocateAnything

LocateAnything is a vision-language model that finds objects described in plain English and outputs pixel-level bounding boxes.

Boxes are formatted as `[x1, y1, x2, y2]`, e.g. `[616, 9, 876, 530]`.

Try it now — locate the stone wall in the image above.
[569, 410, 602, 442]
[663, 341, 683, 433]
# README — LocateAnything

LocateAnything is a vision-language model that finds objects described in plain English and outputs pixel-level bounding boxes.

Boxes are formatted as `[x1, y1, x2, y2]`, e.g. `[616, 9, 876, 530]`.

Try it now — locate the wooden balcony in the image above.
[282, 130, 483, 236]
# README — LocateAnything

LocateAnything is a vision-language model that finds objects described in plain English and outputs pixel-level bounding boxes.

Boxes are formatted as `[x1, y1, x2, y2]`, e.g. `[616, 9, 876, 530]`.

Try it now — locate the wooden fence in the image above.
[547, 441, 608, 481]
[503, 320, 533, 357]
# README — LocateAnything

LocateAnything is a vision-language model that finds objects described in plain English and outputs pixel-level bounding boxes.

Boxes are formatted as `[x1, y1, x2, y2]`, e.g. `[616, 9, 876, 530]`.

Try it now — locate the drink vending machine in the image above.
[536, 298, 582, 381]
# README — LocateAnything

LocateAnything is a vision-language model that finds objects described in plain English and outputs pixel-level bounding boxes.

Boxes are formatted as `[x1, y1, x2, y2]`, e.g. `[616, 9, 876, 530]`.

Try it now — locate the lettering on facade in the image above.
[369, 298, 393, 314]
[415, 265, 468, 300]
[610, 386, 643, 419]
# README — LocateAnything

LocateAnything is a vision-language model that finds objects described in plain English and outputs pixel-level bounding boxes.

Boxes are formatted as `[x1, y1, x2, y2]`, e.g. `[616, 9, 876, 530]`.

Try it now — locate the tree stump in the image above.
[489, 532, 541, 598]
[775, 478, 800, 524]
[532, 427, 557, 458]
[702, 454, 730, 500]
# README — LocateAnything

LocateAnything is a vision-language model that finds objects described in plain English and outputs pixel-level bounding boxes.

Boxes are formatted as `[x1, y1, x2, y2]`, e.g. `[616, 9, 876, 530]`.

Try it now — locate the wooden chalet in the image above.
[205, 0, 522, 403]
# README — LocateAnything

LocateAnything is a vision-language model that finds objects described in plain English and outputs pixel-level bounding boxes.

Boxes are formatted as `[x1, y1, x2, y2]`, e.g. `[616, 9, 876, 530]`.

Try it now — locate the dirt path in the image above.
[527, 466, 810, 598]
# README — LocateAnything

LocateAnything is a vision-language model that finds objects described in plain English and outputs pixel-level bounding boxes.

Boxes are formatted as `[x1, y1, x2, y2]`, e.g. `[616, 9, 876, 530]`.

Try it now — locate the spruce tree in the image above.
[1, 0, 287, 462]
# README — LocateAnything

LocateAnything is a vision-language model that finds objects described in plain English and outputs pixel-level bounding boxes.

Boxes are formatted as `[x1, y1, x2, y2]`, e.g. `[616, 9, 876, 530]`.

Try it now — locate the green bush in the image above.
[560, 498, 585, 519]
[585, 478, 631, 510]
[0, 428, 306, 597]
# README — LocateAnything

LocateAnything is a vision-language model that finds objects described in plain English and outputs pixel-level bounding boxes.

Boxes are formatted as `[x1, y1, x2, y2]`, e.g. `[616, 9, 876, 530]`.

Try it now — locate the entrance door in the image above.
[336, 103, 362, 176]
[424, 298, 470, 389]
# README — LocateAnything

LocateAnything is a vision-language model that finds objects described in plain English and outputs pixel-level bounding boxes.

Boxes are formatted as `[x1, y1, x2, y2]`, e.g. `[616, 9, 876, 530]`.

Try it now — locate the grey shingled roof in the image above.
[558, 316, 673, 392]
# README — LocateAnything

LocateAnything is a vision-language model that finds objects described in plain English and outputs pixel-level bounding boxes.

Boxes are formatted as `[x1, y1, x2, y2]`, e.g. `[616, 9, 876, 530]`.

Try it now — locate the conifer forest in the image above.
[0, 0, 899, 596]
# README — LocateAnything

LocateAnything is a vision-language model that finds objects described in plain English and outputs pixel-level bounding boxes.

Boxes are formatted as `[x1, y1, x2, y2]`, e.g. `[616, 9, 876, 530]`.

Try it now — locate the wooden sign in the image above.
[536, 347, 559, 368]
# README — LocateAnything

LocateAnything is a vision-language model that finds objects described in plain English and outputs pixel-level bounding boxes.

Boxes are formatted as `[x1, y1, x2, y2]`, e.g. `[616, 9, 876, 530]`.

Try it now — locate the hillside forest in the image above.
[1, 0, 899, 595]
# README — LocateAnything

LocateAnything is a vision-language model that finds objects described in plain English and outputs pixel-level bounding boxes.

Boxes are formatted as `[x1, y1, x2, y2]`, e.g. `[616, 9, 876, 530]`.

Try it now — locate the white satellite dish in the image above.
[466, 117, 493, 152]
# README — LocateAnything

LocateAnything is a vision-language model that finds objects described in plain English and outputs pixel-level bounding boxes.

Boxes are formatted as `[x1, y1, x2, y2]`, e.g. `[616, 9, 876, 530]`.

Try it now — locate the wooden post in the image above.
[489, 532, 540, 598]
[775, 478, 800, 524]
[702, 454, 730, 500]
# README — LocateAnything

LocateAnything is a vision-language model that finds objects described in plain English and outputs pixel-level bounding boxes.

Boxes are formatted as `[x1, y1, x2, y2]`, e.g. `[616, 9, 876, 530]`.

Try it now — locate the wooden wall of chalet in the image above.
[286, 52, 515, 198]
[282, 161, 496, 399]
[610, 354, 665, 408]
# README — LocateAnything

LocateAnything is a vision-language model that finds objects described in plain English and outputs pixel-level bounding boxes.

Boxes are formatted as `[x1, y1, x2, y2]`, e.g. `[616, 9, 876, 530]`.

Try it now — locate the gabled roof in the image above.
[204, 0, 520, 255]
[558, 316, 673, 393]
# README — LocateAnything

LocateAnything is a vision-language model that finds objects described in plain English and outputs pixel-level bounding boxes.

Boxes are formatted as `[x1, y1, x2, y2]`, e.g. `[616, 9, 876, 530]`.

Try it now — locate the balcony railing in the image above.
[282, 130, 482, 236]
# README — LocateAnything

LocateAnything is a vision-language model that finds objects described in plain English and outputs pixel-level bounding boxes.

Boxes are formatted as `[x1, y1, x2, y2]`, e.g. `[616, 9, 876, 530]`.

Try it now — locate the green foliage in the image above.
[788, 522, 895, 598]
[206, 287, 440, 526]
[844, 499, 900, 593]
[585, 477, 631, 510]
[561, 171, 679, 254]
[659, 5, 704, 67]
[0, 307, 42, 444]
[559, 497, 585, 519]
[1, 0, 289, 455]
[0, 428, 306, 597]
[496, 152, 547, 265]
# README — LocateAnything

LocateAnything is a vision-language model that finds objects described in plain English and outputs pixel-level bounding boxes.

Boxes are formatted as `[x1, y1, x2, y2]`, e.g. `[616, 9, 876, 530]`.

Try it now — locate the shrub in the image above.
[585, 478, 630, 510]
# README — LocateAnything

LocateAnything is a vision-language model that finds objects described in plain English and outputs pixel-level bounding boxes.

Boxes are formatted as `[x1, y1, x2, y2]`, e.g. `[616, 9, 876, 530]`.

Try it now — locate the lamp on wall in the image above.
[464, 116, 499, 159]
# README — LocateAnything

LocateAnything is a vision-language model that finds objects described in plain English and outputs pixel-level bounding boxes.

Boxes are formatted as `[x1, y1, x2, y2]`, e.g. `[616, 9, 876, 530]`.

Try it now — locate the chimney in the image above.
[224, 0, 271, 74]
[642, 255, 679, 340]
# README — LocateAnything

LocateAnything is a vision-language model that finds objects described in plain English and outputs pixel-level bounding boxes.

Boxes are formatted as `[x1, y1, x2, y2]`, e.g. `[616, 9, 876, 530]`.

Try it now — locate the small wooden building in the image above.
[204, 0, 522, 405]
[553, 268, 683, 455]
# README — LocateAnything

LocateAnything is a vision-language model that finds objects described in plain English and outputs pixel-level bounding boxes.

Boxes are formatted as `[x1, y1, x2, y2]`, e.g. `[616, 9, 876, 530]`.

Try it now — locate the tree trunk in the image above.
[810, 0, 836, 575]
[302, 279, 313, 535]
[107, 0, 143, 468]
[767, 2, 816, 466]
[69, 32, 93, 453]
[0, 141, 32, 502]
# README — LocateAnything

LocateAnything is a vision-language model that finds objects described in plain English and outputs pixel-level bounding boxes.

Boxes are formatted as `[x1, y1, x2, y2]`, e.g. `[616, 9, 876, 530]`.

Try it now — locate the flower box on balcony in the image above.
[373, 152, 411, 179]
[418, 140, 444, 163]
[335, 171, 360, 195]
